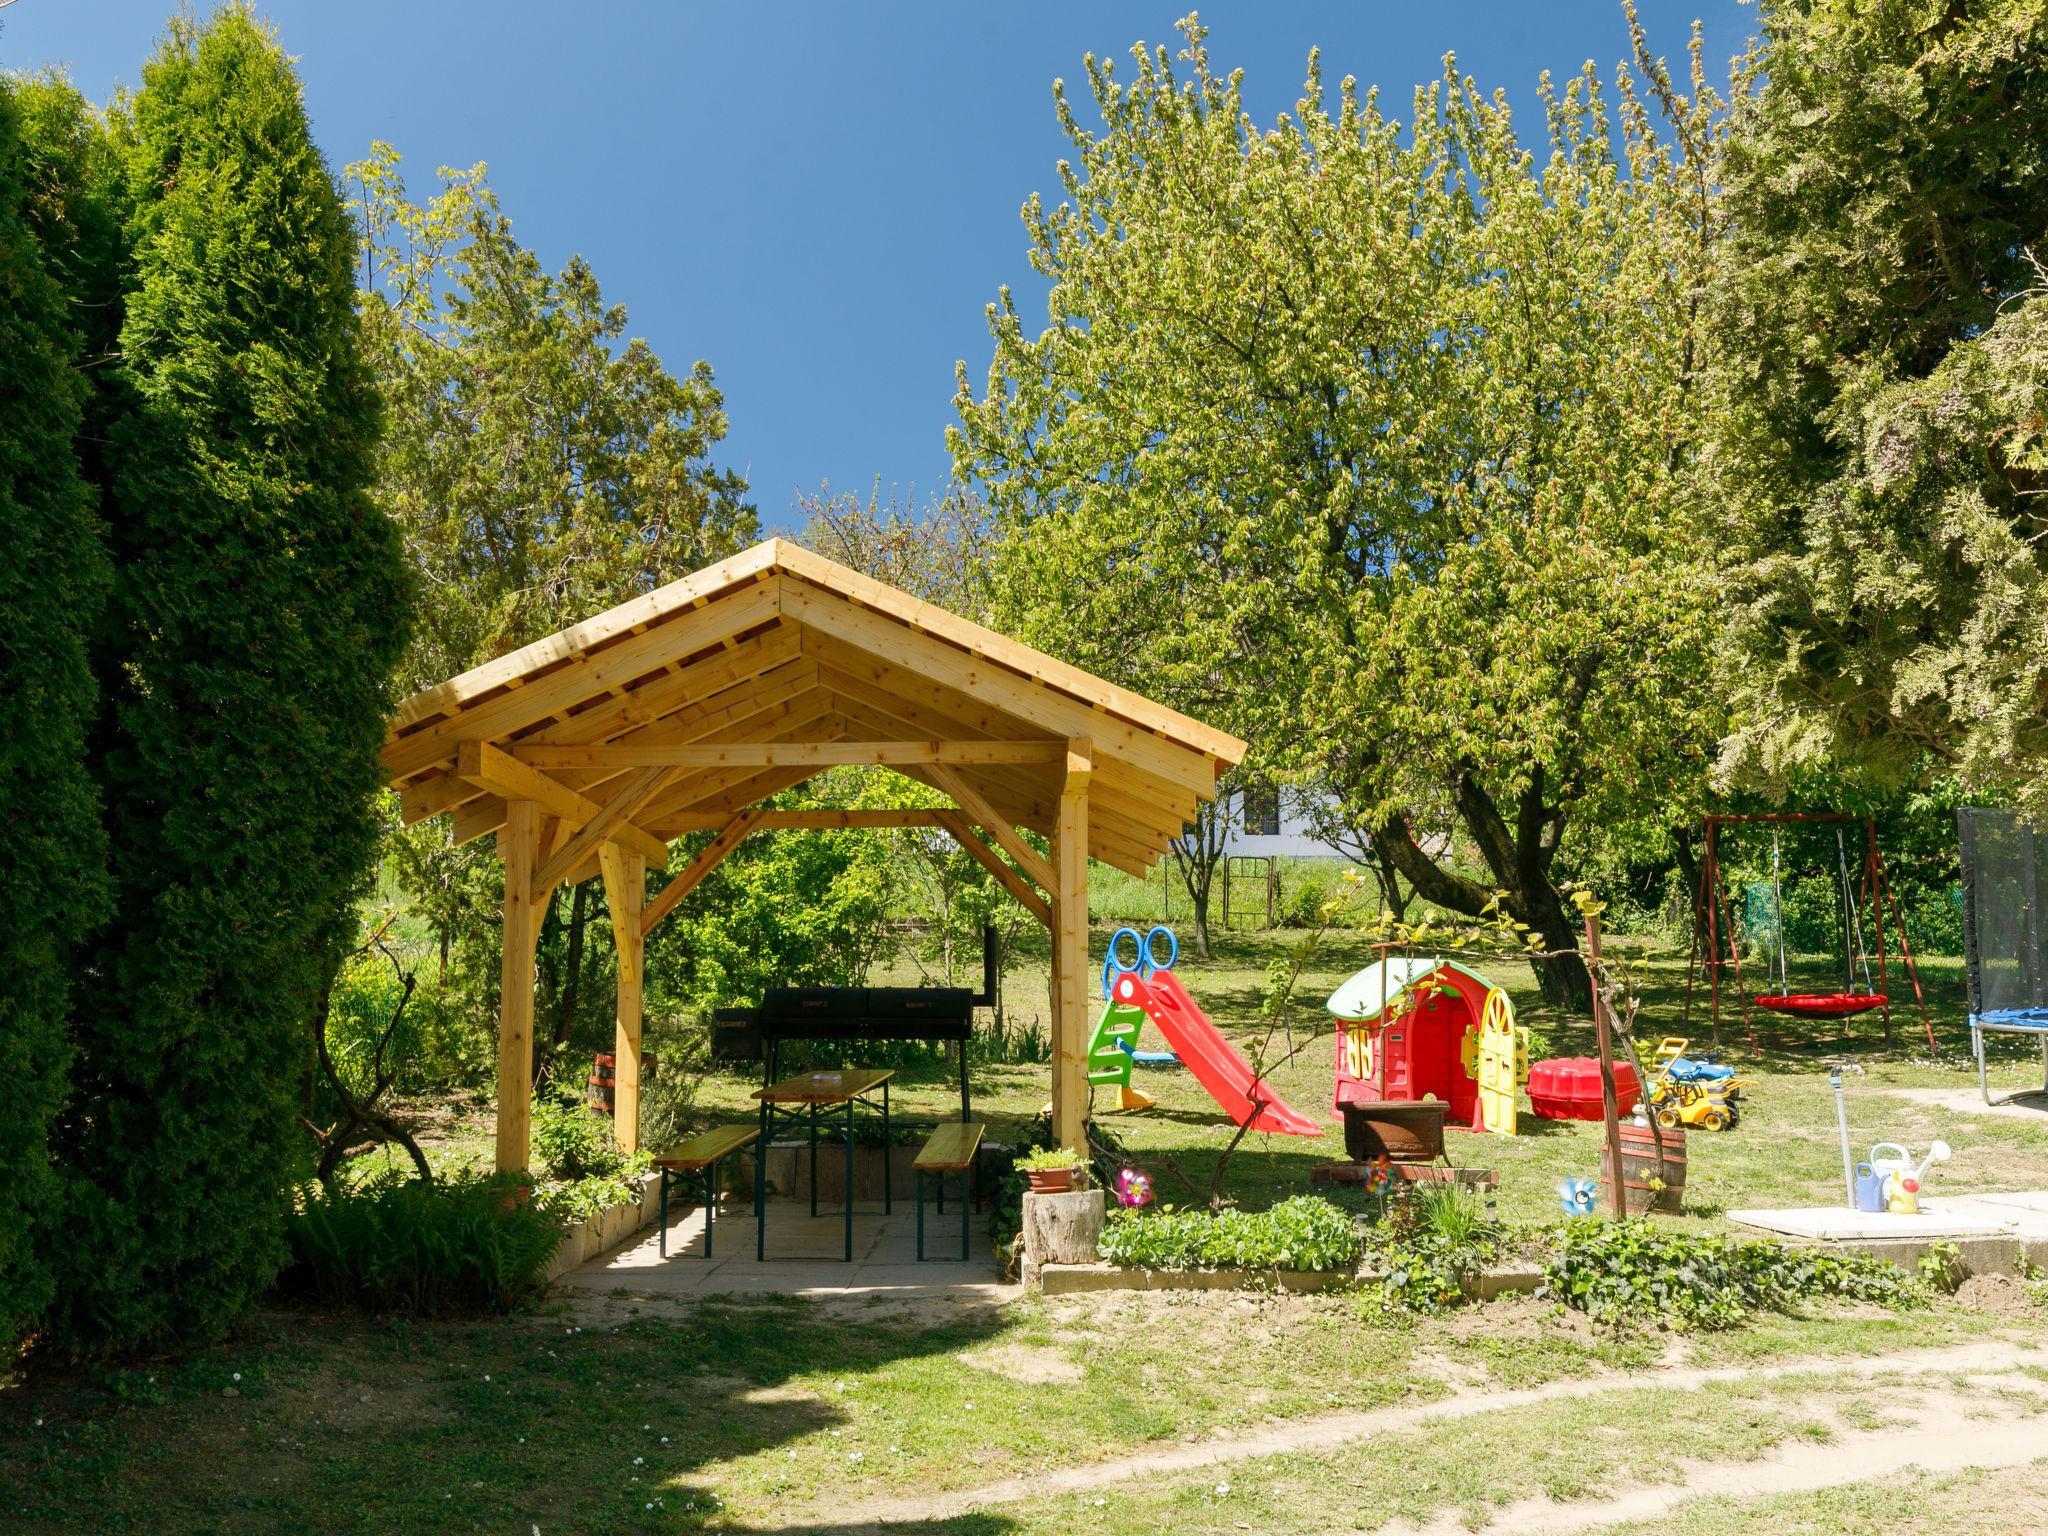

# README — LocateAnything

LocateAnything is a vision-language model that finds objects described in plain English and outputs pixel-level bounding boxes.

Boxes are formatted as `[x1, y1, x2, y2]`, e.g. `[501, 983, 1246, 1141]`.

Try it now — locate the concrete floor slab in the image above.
[1732, 1188, 2048, 1241]
[1881, 1086, 2048, 1121]
[558, 1202, 1010, 1300]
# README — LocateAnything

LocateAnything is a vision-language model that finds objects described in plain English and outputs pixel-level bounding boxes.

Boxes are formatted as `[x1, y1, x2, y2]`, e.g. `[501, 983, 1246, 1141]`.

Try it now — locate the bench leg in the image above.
[882, 1081, 891, 1216]
[809, 1103, 819, 1219]
[659, 1168, 670, 1259]
[916, 1169, 926, 1261]
[961, 1162, 971, 1262]
[704, 1159, 717, 1260]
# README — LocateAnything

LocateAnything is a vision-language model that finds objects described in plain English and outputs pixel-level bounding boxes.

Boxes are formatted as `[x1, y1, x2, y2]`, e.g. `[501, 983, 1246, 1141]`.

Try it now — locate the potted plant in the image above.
[1018, 1146, 1089, 1195]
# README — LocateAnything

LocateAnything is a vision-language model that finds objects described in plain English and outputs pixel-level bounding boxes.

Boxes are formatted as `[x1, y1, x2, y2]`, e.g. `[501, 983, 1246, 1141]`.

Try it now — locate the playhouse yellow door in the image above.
[1475, 988, 1523, 1135]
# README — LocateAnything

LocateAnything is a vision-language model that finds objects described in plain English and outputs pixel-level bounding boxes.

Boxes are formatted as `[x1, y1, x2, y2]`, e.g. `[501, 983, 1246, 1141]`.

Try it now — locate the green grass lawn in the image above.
[4, 1287, 2040, 1535]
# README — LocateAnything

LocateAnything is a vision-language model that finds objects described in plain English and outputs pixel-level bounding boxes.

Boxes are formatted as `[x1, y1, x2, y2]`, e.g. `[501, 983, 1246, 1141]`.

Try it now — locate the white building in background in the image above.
[1215, 782, 1356, 860]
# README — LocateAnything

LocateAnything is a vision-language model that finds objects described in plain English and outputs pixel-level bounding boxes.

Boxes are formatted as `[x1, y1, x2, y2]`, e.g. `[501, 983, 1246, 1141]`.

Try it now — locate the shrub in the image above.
[1281, 877, 1331, 928]
[0, 77, 112, 1353]
[634, 1034, 707, 1155]
[530, 1091, 639, 1183]
[1544, 1219, 1924, 1331]
[48, 9, 410, 1356]
[323, 957, 492, 1099]
[1359, 1183, 1509, 1314]
[1099, 1196, 1361, 1273]
[284, 1171, 562, 1314]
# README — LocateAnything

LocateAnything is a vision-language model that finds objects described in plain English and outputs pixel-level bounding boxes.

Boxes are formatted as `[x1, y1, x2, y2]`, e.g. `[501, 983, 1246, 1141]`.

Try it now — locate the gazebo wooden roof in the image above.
[382, 538, 1244, 1167]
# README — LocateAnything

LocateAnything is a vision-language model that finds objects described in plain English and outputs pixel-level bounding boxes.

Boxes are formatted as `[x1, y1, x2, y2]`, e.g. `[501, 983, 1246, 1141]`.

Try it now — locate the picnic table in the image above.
[752, 1067, 895, 1262]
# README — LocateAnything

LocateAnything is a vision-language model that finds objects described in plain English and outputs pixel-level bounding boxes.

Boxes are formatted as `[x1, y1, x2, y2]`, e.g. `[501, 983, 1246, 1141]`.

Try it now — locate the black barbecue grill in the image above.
[711, 928, 996, 1121]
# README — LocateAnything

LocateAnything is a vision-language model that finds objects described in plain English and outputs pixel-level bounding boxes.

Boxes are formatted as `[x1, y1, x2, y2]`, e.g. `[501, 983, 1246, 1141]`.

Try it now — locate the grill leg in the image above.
[844, 1098, 855, 1262]
[882, 1081, 891, 1215]
[809, 1103, 818, 1218]
[756, 1101, 769, 1262]
[704, 1161, 716, 1260]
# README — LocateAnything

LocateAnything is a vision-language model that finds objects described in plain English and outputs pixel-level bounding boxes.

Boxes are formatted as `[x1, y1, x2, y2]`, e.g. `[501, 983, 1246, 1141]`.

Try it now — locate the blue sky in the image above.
[3, 1, 1752, 529]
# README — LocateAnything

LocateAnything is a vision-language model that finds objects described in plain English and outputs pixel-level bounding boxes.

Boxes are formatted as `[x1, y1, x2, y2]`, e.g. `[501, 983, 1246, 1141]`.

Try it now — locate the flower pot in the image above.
[1026, 1167, 1082, 1194]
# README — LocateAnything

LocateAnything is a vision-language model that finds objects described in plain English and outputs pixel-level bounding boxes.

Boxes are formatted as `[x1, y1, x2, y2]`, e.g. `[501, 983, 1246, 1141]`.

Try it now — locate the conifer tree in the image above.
[50, 6, 409, 1353]
[0, 78, 111, 1355]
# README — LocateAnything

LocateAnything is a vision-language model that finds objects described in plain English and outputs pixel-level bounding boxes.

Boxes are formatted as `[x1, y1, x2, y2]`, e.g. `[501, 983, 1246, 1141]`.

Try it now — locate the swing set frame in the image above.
[1683, 812, 1935, 1054]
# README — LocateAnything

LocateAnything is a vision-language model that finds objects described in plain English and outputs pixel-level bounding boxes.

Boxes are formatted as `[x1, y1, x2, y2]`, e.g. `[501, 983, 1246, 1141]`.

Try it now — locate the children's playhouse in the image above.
[1328, 957, 1525, 1132]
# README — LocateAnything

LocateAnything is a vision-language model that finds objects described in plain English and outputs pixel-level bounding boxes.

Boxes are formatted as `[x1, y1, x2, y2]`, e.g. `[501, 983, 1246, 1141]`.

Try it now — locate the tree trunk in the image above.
[1372, 793, 1591, 1011]
[1169, 796, 1229, 960]
[555, 879, 590, 1058]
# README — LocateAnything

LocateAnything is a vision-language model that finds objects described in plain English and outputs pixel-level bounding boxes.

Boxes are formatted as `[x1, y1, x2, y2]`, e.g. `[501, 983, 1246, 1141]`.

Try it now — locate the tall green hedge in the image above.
[47, 8, 409, 1355]
[0, 81, 112, 1355]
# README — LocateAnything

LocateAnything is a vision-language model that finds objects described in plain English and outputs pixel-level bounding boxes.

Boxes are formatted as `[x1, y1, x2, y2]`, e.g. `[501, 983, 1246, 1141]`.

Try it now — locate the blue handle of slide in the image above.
[1145, 926, 1178, 974]
[1103, 926, 1179, 998]
[1103, 927, 1144, 999]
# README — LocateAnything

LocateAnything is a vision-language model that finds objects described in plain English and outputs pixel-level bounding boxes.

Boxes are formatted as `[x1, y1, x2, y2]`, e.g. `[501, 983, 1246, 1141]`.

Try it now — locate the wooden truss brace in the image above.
[456, 740, 668, 869]
[923, 762, 1056, 894]
[640, 811, 763, 937]
[530, 765, 676, 902]
[935, 810, 1052, 928]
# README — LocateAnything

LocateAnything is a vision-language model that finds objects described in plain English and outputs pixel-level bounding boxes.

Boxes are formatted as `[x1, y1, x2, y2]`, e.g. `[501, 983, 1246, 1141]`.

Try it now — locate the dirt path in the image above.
[1404, 1382, 2048, 1536]
[820, 1339, 2048, 1530]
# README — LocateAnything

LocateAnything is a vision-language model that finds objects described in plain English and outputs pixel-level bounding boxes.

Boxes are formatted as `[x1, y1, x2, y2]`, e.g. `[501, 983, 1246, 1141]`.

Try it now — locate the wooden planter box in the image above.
[1340, 1099, 1449, 1162]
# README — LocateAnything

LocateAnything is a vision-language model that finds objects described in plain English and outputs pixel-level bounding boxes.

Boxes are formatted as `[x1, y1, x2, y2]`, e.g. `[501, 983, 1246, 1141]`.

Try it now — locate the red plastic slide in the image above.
[1112, 970, 1322, 1136]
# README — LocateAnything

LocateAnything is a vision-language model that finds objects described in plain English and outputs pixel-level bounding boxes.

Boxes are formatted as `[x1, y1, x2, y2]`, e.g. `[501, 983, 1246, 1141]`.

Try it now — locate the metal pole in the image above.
[1587, 913, 1628, 1221]
[1831, 1067, 1855, 1209]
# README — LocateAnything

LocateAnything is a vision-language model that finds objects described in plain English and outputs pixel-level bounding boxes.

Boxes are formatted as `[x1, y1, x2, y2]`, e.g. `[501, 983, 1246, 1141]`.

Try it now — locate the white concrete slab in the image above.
[1881, 1087, 2048, 1121]
[1732, 1188, 2048, 1241]
[558, 1202, 1010, 1301]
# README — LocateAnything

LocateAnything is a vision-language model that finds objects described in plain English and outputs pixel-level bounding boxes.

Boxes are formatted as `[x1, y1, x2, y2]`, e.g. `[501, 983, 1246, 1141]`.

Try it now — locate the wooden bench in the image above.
[653, 1125, 760, 1258]
[913, 1121, 984, 1262]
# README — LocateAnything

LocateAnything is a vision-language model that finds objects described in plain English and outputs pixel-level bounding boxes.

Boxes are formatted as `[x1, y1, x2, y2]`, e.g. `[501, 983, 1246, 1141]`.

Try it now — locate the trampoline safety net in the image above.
[1958, 807, 2047, 1018]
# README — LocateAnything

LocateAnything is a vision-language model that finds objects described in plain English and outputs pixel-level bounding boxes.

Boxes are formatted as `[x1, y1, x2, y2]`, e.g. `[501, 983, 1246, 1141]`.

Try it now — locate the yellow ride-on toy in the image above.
[1644, 1037, 1752, 1132]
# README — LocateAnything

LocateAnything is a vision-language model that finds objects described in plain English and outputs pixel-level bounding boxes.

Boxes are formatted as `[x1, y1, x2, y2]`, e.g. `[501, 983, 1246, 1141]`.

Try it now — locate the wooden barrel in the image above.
[587, 1053, 616, 1115]
[1598, 1122, 1686, 1215]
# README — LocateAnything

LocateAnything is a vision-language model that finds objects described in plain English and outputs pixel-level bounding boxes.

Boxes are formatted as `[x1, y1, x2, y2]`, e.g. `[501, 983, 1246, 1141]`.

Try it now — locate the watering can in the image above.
[1863, 1140, 1951, 1215]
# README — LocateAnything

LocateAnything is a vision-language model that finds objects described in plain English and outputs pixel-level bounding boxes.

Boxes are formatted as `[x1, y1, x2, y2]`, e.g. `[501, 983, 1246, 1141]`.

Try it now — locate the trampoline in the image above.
[1959, 807, 2048, 1107]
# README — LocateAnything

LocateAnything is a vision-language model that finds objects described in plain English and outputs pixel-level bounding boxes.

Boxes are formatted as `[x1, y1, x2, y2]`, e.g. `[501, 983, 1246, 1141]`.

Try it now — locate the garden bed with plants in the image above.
[1068, 1184, 1930, 1331]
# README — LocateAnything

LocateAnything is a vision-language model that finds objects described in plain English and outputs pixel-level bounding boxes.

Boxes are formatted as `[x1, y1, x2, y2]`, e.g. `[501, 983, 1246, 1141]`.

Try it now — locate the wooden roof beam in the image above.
[511, 738, 1066, 771]
[529, 766, 677, 902]
[383, 577, 779, 781]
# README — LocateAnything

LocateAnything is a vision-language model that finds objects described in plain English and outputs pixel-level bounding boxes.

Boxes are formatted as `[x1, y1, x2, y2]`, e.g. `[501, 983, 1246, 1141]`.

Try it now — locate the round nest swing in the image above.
[1753, 990, 1888, 1019]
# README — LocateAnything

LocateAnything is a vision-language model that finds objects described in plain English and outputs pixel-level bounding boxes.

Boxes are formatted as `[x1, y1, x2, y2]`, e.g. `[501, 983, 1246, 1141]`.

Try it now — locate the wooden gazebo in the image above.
[381, 539, 1244, 1168]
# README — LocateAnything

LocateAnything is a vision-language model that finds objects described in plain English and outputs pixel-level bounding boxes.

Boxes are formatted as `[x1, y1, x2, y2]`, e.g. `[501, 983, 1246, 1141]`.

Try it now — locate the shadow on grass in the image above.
[0, 1290, 1028, 1536]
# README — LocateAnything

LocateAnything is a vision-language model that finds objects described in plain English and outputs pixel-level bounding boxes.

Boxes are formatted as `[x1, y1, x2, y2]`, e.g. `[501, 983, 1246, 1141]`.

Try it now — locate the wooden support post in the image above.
[496, 800, 542, 1173]
[1052, 739, 1093, 1153]
[1587, 912, 1627, 1221]
[600, 844, 646, 1153]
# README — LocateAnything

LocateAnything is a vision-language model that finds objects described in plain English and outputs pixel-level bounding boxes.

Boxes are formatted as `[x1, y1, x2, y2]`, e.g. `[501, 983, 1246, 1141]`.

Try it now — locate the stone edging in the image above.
[1035, 1260, 1549, 1299]
[540, 1171, 663, 1284]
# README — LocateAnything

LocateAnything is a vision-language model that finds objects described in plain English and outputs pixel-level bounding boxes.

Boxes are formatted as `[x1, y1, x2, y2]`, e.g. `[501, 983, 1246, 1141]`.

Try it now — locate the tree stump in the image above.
[1022, 1188, 1105, 1286]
